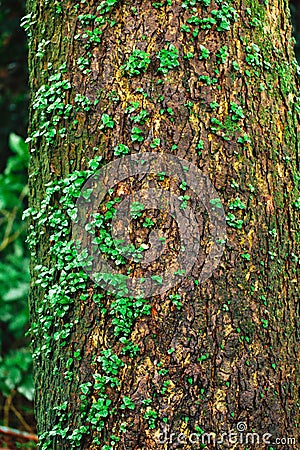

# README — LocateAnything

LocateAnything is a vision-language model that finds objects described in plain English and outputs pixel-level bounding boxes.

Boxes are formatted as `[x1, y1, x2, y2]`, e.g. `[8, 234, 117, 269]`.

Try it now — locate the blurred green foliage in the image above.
[0, 0, 33, 426]
[291, 0, 300, 63]
[0, 133, 33, 403]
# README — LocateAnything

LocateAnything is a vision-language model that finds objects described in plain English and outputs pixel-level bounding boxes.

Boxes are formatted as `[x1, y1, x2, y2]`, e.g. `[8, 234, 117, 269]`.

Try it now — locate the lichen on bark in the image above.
[26, 0, 299, 448]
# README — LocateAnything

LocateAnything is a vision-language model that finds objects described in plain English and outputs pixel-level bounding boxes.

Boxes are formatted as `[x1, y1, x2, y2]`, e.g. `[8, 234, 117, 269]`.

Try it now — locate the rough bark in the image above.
[26, 0, 299, 449]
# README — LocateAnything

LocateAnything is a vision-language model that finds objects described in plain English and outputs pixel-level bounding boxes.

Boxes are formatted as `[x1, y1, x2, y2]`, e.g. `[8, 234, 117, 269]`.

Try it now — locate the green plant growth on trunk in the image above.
[26, 0, 299, 448]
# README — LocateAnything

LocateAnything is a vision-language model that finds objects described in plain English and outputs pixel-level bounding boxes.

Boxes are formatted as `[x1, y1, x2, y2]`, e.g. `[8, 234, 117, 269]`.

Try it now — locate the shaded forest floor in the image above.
[0, 394, 36, 449]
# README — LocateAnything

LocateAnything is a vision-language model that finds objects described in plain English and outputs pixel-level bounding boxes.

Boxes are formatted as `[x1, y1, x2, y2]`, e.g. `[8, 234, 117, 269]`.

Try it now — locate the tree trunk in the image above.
[26, 0, 299, 448]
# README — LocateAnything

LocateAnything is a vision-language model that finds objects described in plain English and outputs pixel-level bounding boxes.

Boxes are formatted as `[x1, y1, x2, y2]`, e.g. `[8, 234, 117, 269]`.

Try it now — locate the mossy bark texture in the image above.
[27, 0, 299, 449]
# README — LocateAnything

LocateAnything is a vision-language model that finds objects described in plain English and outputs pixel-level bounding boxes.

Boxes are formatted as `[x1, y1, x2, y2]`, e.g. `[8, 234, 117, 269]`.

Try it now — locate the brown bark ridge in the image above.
[26, 0, 299, 449]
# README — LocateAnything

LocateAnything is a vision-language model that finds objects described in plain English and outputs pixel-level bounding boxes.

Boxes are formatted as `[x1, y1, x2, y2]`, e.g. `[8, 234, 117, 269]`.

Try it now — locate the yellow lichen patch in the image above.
[213, 388, 227, 413]
[223, 322, 234, 338]
[89, 326, 103, 349]
[255, 171, 270, 198]
[254, 280, 259, 292]
[233, 160, 244, 173]
[247, 228, 254, 249]
[152, 111, 164, 136]
[183, 352, 191, 367]
[245, 265, 256, 282]
[276, 163, 284, 179]
[167, 383, 184, 406]
[188, 112, 200, 130]
[252, 370, 258, 387]
[277, 119, 284, 144]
